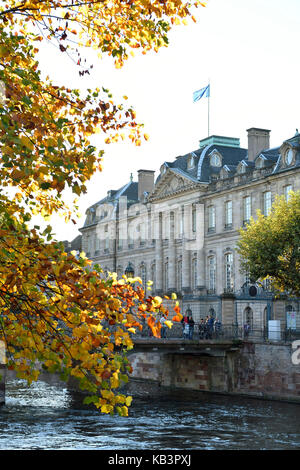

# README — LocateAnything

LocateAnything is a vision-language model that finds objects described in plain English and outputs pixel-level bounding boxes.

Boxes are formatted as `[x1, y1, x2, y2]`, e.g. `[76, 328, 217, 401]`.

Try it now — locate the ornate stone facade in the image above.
[78, 127, 300, 331]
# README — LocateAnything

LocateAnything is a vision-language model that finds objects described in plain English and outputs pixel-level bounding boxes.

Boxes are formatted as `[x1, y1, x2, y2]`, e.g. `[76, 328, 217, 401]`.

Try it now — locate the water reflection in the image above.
[0, 377, 299, 450]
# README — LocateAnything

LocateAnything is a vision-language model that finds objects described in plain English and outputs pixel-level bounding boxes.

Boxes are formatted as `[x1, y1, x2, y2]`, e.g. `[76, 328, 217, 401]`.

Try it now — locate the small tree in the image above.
[237, 191, 300, 297]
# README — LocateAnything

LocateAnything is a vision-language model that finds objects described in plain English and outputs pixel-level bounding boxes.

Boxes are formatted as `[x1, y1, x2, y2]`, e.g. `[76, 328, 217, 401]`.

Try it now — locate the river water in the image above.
[0, 376, 299, 450]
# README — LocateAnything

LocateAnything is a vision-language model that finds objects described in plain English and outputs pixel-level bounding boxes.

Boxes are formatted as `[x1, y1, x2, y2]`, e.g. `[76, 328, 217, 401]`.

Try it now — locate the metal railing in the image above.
[135, 322, 300, 343]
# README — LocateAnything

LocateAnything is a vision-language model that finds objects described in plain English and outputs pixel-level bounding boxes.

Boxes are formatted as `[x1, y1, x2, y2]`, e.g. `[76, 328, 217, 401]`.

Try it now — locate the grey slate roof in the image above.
[83, 130, 300, 223]
[63, 234, 82, 253]
[157, 131, 300, 185]
[83, 180, 139, 228]
[157, 144, 248, 184]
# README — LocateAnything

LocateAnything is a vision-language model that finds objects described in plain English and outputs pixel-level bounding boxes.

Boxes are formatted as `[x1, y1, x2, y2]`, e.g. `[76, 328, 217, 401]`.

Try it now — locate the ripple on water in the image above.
[1, 378, 300, 450]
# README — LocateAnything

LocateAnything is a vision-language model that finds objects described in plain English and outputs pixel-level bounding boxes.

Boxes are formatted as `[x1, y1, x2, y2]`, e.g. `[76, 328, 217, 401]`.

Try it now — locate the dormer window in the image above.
[209, 151, 222, 167]
[255, 155, 265, 169]
[285, 148, 293, 166]
[187, 155, 195, 169]
[220, 167, 228, 179]
[160, 164, 167, 175]
[237, 162, 246, 174]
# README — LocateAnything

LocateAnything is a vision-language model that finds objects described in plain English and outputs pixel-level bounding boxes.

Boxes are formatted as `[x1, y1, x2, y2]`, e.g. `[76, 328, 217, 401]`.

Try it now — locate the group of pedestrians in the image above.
[198, 316, 222, 339]
[181, 314, 222, 340]
[181, 313, 195, 340]
[158, 311, 223, 340]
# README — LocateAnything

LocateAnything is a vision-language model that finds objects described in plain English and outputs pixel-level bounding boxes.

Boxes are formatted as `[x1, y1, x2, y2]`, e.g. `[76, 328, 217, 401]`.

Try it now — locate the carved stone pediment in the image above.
[150, 169, 197, 201]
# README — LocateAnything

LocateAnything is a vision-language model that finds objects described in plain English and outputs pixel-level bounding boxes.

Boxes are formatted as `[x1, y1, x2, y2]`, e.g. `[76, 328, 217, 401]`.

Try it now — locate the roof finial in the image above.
[130, 172, 133, 182]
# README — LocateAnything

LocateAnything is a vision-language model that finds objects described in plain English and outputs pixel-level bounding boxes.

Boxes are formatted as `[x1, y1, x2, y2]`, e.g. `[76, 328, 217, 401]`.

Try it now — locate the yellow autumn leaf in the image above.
[125, 396, 132, 407]
[20, 136, 34, 151]
[101, 404, 114, 414]
[153, 296, 162, 307]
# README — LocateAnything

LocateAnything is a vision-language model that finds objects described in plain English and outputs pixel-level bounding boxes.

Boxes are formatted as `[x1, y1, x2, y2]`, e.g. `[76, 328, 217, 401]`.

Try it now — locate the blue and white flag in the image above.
[193, 84, 210, 103]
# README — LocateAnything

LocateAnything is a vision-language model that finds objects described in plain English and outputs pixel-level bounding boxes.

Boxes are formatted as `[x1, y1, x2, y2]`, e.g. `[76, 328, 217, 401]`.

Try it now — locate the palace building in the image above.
[70, 127, 300, 331]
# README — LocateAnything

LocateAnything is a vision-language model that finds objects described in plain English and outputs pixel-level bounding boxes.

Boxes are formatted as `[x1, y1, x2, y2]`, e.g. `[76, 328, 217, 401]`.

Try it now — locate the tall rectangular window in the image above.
[192, 258, 197, 290]
[164, 262, 169, 292]
[243, 196, 251, 224]
[151, 263, 156, 291]
[208, 256, 216, 292]
[177, 260, 182, 291]
[192, 205, 196, 233]
[178, 209, 184, 237]
[225, 253, 234, 291]
[284, 185, 293, 201]
[225, 200, 232, 227]
[117, 232, 122, 250]
[263, 191, 272, 216]
[208, 206, 216, 232]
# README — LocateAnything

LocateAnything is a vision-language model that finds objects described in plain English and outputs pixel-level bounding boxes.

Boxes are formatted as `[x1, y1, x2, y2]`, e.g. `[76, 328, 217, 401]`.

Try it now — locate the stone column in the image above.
[195, 203, 205, 290]
[168, 211, 176, 292]
[155, 212, 163, 295]
[221, 293, 236, 326]
[182, 204, 191, 294]
[196, 248, 205, 290]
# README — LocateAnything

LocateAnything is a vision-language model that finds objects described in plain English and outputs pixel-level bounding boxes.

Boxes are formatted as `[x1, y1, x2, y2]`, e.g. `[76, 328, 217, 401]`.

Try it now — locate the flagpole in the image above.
[208, 78, 210, 137]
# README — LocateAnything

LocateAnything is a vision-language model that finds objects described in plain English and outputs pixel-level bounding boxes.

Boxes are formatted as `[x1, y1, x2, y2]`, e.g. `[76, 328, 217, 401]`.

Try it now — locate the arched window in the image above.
[210, 151, 222, 167]
[244, 307, 253, 329]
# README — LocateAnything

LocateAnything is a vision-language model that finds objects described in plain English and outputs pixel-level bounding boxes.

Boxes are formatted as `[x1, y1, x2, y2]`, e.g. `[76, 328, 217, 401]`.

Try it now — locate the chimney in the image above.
[138, 169, 155, 201]
[247, 128, 271, 161]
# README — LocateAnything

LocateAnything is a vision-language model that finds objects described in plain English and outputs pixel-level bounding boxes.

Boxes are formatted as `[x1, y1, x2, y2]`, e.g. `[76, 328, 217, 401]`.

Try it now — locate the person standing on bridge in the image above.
[160, 314, 167, 339]
[188, 315, 195, 340]
[181, 313, 189, 339]
[198, 319, 205, 340]
[214, 318, 222, 338]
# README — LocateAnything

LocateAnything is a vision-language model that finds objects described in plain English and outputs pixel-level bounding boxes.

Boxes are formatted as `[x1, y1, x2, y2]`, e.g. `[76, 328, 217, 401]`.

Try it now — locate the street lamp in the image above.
[125, 262, 134, 277]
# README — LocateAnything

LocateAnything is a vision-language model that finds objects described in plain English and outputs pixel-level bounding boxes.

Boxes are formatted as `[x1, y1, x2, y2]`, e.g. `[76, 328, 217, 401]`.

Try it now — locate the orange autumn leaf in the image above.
[172, 315, 182, 322]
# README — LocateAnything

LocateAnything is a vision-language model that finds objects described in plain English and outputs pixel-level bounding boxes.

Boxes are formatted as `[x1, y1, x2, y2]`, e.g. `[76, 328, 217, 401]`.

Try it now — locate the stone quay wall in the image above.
[0, 365, 5, 405]
[127, 341, 300, 403]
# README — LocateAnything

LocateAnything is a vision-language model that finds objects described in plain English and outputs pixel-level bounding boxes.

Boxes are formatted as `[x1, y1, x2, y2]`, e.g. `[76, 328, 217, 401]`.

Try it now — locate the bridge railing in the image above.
[134, 322, 300, 343]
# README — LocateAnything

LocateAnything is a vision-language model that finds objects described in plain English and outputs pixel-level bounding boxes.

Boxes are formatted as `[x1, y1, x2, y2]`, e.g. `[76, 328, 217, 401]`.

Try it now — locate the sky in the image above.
[36, 0, 300, 242]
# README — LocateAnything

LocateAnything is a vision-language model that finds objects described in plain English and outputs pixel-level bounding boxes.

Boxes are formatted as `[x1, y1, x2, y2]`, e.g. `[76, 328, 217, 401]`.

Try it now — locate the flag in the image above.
[193, 84, 210, 103]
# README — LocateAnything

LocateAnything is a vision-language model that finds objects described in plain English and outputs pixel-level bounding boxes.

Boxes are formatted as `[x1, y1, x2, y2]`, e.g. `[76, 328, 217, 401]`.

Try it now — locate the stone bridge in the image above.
[1, 336, 300, 405]
[123, 336, 300, 403]
[129, 337, 240, 357]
